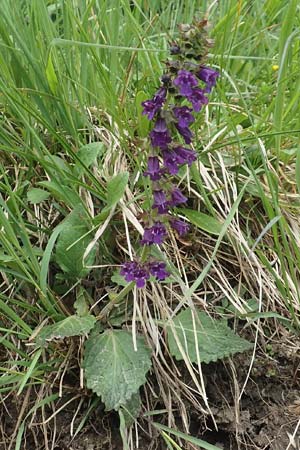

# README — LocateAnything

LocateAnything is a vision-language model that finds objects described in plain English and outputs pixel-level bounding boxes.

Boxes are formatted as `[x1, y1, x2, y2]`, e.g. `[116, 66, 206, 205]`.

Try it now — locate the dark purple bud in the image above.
[169, 187, 188, 207]
[162, 150, 181, 175]
[187, 88, 208, 112]
[144, 156, 165, 181]
[170, 44, 181, 55]
[149, 261, 169, 280]
[197, 66, 219, 92]
[173, 146, 197, 166]
[175, 124, 193, 144]
[141, 221, 167, 245]
[173, 69, 198, 96]
[173, 106, 195, 128]
[150, 118, 172, 150]
[161, 74, 171, 85]
[141, 87, 167, 120]
[170, 218, 190, 236]
[152, 190, 169, 214]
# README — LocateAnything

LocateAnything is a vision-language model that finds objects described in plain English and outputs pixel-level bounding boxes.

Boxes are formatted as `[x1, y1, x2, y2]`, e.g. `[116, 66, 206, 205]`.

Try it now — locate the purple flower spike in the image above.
[152, 190, 169, 214]
[144, 156, 164, 181]
[141, 221, 167, 245]
[170, 218, 190, 236]
[187, 88, 208, 112]
[150, 118, 172, 150]
[173, 69, 198, 96]
[169, 187, 188, 207]
[173, 146, 197, 166]
[197, 66, 219, 93]
[142, 87, 167, 120]
[149, 261, 169, 281]
[175, 124, 193, 144]
[173, 106, 195, 128]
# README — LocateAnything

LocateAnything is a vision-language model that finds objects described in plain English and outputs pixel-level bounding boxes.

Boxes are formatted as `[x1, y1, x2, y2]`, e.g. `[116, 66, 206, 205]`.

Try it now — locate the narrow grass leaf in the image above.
[153, 422, 222, 450]
[180, 208, 223, 235]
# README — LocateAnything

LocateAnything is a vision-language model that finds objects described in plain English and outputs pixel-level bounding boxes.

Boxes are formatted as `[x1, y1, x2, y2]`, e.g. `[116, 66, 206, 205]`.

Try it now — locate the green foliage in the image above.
[55, 206, 96, 279]
[74, 287, 91, 316]
[35, 315, 96, 346]
[180, 208, 223, 235]
[106, 172, 129, 209]
[83, 329, 152, 410]
[119, 392, 141, 427]
[75, 142, 105, 176]
[167, 309, 252, 363]
[27, 188, 51, 204]
[0, 0, 299, 447]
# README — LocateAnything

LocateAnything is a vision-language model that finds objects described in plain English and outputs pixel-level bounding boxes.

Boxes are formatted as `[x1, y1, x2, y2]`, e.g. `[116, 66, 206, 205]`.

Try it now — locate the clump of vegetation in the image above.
[0, 1, 299, 449]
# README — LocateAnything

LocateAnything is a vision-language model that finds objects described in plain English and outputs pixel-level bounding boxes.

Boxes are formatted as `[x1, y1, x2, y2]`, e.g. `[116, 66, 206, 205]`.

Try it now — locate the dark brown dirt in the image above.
[1, 335, 300, 450]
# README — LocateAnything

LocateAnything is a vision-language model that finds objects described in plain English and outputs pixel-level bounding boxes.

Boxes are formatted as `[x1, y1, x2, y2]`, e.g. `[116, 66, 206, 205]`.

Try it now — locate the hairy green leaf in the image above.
[167, 309, 252, 363]
[74, 287, 90, 316]
[76, 142, 105, 175]
[55, 207, 96, 278]
[84, 330, 151, 410]
[36, 314, 96, 346]
[27, 188, 50, 204]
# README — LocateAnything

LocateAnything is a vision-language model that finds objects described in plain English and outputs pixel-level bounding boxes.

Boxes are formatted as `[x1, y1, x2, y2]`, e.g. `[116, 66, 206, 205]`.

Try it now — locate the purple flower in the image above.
[120, 261, 150, 288]
[162, 147, 196, 175]
[173, 70, 198, 96]
[150, 118, 172, 150]
[162, 150, 182, 175]
[170, 219, 190, 236]
[187, 88, 208, 112]
[175, 124, 193, 144]
[143, 156, 164, 181]
[141, 221, 167, 245]
[152, 190, 169, 214]
[173, 106, 194, 128]
[142, 87, 167, 120]
[173, 146, 197, 166]
[120, 261, 138, 282]
[169, 187, 188, 207]
[197, 66, 219, 93]
[149, 261, 169, 281]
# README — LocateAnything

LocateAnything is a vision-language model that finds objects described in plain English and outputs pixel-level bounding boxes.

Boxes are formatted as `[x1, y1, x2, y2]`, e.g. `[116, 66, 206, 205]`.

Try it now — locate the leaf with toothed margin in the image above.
[35, 315, 96, 346]
[167, 309, 252, 364]
[83, 330, 152, 411]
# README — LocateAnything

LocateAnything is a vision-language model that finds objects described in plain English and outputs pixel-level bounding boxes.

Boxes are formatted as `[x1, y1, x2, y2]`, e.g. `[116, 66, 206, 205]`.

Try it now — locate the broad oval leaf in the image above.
[36, 314, 96, 346]
[180, 208, 223, 235]
[167, 309, 252, 363]
[83, 330, 152, 410]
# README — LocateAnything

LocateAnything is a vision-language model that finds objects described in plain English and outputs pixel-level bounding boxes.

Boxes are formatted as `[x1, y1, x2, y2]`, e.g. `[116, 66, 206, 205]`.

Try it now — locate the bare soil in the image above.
[2, 334, 300, 450]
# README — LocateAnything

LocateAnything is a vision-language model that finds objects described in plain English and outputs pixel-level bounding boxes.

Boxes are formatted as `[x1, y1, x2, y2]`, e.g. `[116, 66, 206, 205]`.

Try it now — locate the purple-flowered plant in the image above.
[121, 20, 219, 287]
